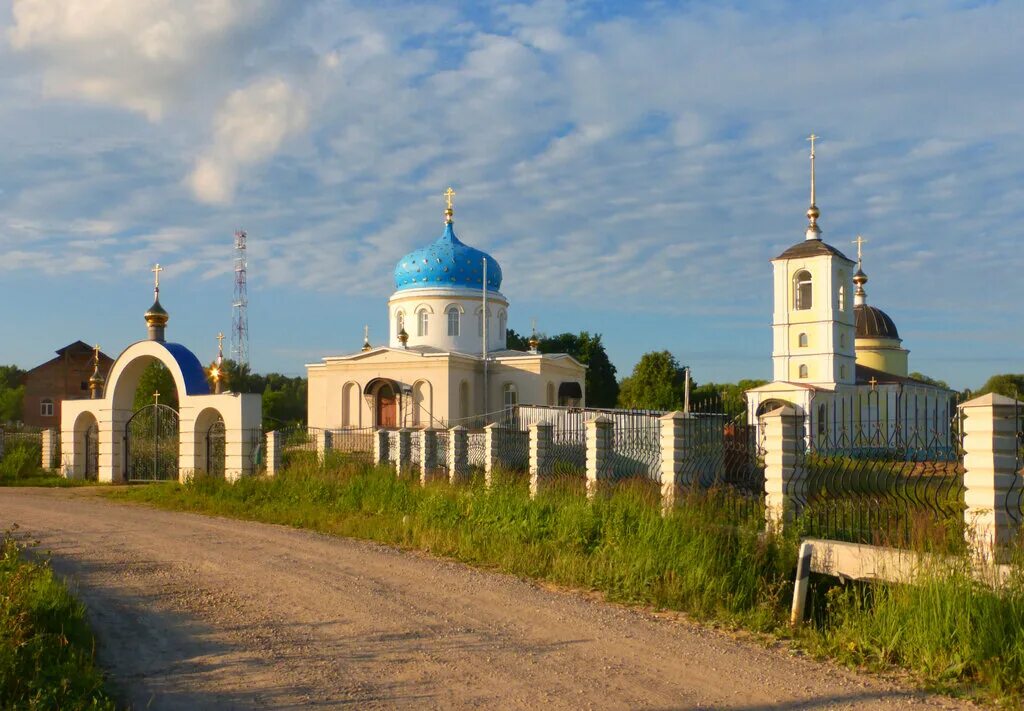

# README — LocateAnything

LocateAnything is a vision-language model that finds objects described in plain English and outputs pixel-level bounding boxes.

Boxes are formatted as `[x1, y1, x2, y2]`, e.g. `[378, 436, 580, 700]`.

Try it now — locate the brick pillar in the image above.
[41, 428, 58, 470]
[960, 394, 1022, 563]
[374, 429, 390, 467]
[484, 423, 504, 486]
[585, 415, 614, 498]
[420, 429, 439, 484]
[528, 423, 553, 497]
[659, 411, 692, 513]
[448, 426, 469, 484]
[266, 430, 282, 477]
[397, 428, 412, 472]
[762, 405, 805, 530]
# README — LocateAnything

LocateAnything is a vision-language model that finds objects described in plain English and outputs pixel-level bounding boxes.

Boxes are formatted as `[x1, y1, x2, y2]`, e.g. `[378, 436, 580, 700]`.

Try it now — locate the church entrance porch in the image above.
[124, 403, 180, 482]
[377, 385, 397, 428]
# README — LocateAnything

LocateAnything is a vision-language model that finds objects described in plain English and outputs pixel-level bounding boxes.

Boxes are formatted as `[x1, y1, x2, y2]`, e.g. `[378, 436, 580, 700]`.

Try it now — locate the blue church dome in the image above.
[393, 222, 502, 292]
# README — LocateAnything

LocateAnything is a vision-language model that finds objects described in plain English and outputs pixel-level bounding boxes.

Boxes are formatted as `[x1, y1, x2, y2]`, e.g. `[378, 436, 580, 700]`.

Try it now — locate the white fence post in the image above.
[960, 393, 1022, 564]
[374, 429, 390, 468]
[585, 415, 614, 498]
[420, 429, 439, 484]
[266, 430, 282, 476]
[41, 428, 58, 470]
[529, 423, 553, 497]
[315, 429, 333, 464]
[658, 411, 689, 514]
[761, 405, 805, 531]
[449, 426, 469, 484]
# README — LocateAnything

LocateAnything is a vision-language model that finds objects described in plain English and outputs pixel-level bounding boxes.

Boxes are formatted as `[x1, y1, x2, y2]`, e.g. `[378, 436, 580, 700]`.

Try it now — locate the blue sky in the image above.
[0, 0, 1021, 390]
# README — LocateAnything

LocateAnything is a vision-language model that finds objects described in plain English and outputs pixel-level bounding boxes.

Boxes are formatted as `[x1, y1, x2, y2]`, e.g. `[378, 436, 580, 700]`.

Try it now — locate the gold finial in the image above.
[92, 344, 101, 369]
[216, 332, 225, 363]
[444, 186, 455, 224]
[88, 344, 104, 398]
[807, 133, 817, 206]
[362, 324, 372, 352]
[151, 263, 164, 291]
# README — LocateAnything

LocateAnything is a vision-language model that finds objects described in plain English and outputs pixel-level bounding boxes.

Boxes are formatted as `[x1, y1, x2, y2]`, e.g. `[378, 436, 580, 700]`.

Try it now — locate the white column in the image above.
[762, 405, 805, 530]
[266, 430, 282, 477]
[528, 423, 553, 497]
[483, 422, 504, 486]
[316, 429, 333, 464]
[585, 414, 614, 498]
[960, 394, 1021, 564]
[40, 428, 58, 470]
[658, 411, 690, 513]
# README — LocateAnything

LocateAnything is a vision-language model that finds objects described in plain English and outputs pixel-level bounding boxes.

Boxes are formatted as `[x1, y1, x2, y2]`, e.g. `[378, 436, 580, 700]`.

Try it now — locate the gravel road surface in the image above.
[0, 487, 978, 710]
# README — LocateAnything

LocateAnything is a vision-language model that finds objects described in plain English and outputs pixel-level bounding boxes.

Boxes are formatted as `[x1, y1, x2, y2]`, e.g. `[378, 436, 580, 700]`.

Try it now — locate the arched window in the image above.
[477, 308, 486, 337]
[546, 382, 556, 406]
[459, 380, 470, 419]
[840, 364, 847, 379]
[798, 364, 809, 379]
[396, 311, 405, 336]
[798, 333, 808, 348]
[447, 307, 460, 337]
[839, 332, 846, 348]
[794, 270, 812, 310]
[40, 398, 54, 417]
[503, 383, 518, 409]
[498, 310, 507, 338]
[817, 404, 827, 435]
[837, 281, 846, 311]
[417, 309, 429, 337]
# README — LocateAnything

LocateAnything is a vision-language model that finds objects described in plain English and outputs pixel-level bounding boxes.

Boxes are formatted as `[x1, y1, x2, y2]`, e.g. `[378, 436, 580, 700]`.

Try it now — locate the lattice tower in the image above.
[231, 229, 249, 366]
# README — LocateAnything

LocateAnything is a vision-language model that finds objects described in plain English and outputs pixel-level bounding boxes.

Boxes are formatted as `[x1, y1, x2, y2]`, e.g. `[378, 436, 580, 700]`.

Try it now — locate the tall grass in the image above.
[0, 530, 115, 710]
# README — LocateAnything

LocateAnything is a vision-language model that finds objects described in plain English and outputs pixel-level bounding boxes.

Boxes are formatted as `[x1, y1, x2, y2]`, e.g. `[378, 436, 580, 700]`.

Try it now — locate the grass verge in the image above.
[0, 529, 116, 710]
[105, 462, 1024, 706]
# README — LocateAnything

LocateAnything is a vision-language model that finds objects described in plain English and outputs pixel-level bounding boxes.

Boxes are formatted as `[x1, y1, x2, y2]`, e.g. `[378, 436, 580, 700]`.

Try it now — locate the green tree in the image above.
[132, 361, 178, 411]
[0, 364, 26, 424]
[974, 373, 1024, 399]
[505, 329, 619, 407]
[617, 351, 686, 411]
[909, 372, 950, 389]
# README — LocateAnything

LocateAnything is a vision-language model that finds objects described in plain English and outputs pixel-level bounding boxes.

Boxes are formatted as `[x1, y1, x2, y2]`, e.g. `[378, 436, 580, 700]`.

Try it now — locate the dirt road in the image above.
[1, 488, 976, 710]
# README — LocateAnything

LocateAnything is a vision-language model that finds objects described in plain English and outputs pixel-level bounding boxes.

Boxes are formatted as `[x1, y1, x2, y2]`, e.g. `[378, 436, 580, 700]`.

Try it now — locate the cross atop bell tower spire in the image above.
[444, 187, 455, 224]
[805, 133, 821, 241]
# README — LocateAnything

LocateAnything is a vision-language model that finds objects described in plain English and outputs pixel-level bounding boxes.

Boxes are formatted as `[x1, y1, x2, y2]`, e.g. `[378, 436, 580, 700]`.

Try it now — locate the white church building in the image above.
[745, 137, 955, 450]
[306, 190, 586, 430]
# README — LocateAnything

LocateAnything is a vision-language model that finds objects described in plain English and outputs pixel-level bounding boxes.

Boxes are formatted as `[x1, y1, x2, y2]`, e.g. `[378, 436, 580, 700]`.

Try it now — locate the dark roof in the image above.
[855, 363, 948, 390]
[55, 340, 94, 356]
[855, 304, 899, 339]
[774, 239, 854, 262]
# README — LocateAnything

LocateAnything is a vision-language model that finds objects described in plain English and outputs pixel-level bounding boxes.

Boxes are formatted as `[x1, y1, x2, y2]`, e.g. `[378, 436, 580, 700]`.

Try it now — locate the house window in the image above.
[447, 307, 460, 337]
[503, 383, 518, 409]
[798, 333, 808, 348]
[40, 399, 54, 417]
[798, 364, 808, 379]
[794, 270, 812, 310]
[417, 309, 429, 337]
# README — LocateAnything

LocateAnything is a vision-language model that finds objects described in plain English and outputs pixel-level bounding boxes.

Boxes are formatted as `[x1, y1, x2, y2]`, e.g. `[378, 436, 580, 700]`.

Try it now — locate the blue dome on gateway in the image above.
[393, 189, 502, 292]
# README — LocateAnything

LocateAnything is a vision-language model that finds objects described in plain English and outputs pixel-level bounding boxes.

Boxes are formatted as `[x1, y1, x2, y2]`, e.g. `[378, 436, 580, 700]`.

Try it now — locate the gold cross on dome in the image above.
[216, 332, 225, 352]
[869, 377, 878, 391]
[151, 263, 164, 289]
[364, 324, 369, 341]
[807, 133, 818, 155]
[444, 187, 456, 211]
[92, 344, 101, 366]
[852, 235, 867, 262]
[153, 390, 161, 406]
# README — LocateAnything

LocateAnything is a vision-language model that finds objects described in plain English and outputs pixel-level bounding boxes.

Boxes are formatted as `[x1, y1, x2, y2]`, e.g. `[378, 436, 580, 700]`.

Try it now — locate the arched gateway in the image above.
[60, 267, 262, 482]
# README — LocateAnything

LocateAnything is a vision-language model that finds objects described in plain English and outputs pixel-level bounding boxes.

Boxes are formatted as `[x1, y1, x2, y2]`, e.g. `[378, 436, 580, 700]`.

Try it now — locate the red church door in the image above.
[377, 385, 397, 428]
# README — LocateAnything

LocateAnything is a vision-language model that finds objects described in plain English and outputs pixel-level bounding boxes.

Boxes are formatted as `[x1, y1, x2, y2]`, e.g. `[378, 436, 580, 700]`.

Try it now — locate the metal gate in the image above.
[124, 404, 180, 482]
[206, 419, 226, 477]
[84, 424, 99, 480]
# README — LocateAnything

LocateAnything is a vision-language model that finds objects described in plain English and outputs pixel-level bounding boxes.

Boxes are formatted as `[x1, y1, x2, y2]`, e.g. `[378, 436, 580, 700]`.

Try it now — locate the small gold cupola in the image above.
[145, 263, 169, 341]
[361, 324, 372, 352]
[528, 319, 540, 354]
[88, 344, 104, 399]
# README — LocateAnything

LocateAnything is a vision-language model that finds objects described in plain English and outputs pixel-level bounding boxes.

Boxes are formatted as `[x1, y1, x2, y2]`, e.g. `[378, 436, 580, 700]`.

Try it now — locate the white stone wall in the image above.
[387, 286, 508, 354]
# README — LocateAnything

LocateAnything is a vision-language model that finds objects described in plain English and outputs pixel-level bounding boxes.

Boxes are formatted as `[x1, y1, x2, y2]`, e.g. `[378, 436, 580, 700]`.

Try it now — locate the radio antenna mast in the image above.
[231, 229, 249, 367]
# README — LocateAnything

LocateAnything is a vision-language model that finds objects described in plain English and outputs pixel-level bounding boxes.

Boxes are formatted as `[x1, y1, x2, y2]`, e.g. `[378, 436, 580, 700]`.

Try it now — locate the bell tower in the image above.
[770, 135, 856, 386]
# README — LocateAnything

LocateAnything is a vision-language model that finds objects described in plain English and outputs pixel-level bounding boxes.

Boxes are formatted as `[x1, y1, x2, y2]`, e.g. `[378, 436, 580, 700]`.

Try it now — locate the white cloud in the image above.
[8, 0, 270, 120]
[187, 77, 308, 204]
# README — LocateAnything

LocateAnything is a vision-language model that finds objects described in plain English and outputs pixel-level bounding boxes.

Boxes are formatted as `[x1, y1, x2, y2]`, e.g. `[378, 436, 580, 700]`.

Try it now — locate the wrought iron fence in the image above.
[206, 419, 226, 477]
[246, 427, 266, 474]
[793, 395, 965, 549]
[674, 416, 765, 517]
[432, 429, 451, 478]
[1009, 399, 1024, 526]
[467, 432, 486, 470]
[84, 424, 99, 480]
[387, 430, 401, 467]
[326, 427, 374, 465]
[408, 431, 421, 472]
[610, 421, 661, 481]
[494, 426, 529, 473]
[277, 426, 320, 470]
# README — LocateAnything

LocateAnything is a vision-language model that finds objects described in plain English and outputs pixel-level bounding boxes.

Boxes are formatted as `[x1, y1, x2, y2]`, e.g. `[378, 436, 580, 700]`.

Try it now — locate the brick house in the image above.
[21, 341, 113, 428]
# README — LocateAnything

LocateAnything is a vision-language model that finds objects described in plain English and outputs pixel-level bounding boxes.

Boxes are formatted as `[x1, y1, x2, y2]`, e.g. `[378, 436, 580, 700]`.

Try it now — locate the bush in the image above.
[0, 440, 42, 481]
